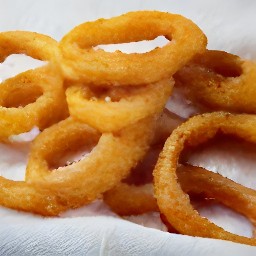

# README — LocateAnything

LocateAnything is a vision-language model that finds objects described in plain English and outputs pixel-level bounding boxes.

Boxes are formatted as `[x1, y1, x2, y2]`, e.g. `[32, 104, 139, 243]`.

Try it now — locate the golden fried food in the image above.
[0, 177, 68, 216]
[66, 79, 173, 132]
[153, 112, 256, 245]
[1, 12, 256, 248]
[25, 117, 156, 209]
[174, 50, 256, 113]
[104, 162, 256, 227]
[178, 165, 256, 226]
[60, 11, 207, 86]
[104, 183, 158, 216]
[0, 66, 68, 139]
[0, 31, 61, 63]
[0, 31, 68, 139]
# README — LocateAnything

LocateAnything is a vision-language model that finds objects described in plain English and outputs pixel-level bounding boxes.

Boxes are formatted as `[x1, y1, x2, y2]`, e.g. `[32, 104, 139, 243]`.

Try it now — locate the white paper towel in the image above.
[0, 0, 256, 255]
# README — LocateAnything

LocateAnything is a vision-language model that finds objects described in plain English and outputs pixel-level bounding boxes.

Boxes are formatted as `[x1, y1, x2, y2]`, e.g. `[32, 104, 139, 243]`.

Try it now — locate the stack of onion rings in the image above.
[2, 10, 255, 248]
[62, 11, 206, 134]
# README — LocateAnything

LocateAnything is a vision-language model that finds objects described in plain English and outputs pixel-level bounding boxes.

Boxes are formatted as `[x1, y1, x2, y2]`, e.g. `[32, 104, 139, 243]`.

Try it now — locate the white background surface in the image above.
[1, 0, 256, 59]
[1, 0, 256, 255]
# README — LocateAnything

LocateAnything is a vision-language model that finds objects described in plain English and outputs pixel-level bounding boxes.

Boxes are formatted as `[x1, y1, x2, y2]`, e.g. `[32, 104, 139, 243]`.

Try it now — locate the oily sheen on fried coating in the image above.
[153, 112, 256, 246]
[60, 11, 207, 86]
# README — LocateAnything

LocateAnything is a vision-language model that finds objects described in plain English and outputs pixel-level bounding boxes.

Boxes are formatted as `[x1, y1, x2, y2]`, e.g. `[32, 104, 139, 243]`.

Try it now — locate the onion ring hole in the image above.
[47, 131, 100, 170]
[94, 36, 170, 54]
[0, 54, 46, 82]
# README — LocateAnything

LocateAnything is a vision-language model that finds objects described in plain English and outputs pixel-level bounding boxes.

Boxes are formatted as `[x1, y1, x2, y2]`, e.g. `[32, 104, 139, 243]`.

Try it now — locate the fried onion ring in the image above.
[153, 112, 256, 245]
[0, 31, 68, 139]
[0, 66, 68, 139]
[25, 116, 155, 209]
[174, 50, 256, 113]
[66, 79, 173, 132]
[0, 31, 60, 63]
[60, 11, 207, 86]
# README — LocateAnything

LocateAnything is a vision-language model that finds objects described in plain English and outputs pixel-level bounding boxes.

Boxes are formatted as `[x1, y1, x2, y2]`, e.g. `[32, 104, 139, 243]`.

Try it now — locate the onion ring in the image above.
[60, 11, 207, 86]
[0, 66, 68, 139]
[174, 50, 256, 113]
[25, 116, 156, 209]
[66, 79, 173, 132]
[0, 31, 68, 139]
[0, 31, 60, 63]
[153, 112, 256, 245]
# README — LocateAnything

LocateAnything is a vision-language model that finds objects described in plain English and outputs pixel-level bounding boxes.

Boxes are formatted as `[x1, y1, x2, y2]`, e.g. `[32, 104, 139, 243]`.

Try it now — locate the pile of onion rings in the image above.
[0, 10, 256, 247]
